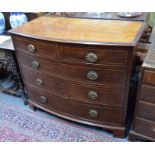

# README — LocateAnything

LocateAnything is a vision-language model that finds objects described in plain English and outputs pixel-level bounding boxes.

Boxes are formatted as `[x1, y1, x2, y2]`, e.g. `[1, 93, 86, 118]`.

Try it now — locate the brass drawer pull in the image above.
[31, 61, 40, 69]
[40, 96, 47, 103]
[88, 91, 98, 100]
[89, 109, 98, 118]
[87, 71, 98, 80]
[35, 78, 44, 86]
[86, 52, 98, 63]
[27, 44, 36, 53]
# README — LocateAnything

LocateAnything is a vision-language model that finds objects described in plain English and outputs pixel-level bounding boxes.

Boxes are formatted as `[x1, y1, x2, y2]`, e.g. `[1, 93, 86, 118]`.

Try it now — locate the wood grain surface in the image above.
[9, 16, 145, 46]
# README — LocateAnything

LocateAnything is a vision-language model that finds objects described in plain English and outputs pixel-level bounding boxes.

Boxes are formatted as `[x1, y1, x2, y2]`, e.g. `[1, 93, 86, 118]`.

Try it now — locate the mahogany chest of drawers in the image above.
[9, 15, 146, 138]
[129, 44, 155, 141]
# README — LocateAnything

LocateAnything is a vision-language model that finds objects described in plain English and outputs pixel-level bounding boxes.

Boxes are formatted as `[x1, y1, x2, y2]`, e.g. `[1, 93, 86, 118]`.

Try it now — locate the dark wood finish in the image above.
[129, 27, 155, 141]
[143, 70, 155, 85]
[129, 130, 154, 141]
[22, 66, 125, 108]
[2, 12, 11, 30]
[113, 129, 126, 138]
[134, 117, 155, 139]
[137, 101, 155, 121]
[26, 85, 124, 125]
[140, 85, 155, 103]
[13, 36, 57, 59]
[25, 12, 47, 21]
[17, 52, 127, 86]
[59, 44, 128, 66]
[10, 16, 146, 138]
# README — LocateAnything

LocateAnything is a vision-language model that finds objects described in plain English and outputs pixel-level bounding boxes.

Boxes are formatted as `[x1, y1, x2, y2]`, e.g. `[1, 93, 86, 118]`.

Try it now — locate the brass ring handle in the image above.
[27, 44, 36, 53]
[89, 109, 98, 118]
[35, 78, 44, 86]
[40, 96, 47, 103]
[87, 71, 98, 81]
[86, 52, 98, 63]
[88, 91, 98, 100]
[31, 61, 40, 69]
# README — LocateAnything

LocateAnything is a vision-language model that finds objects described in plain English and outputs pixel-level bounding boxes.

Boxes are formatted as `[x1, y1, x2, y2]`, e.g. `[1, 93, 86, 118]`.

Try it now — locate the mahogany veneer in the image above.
[129, 28, 155, 141]
[10, 15, 146, 138]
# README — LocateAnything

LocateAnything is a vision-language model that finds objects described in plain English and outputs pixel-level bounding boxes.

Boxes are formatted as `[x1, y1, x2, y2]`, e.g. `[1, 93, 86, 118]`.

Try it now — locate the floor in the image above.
[0, 92, 128, 142]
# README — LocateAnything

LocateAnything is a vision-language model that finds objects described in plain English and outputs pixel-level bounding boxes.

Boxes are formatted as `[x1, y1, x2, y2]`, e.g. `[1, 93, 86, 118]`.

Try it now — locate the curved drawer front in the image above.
[60, 44, 128, 66]
[22, 67, 125, 108]
[18, 52, 126, 85]
[13, 36, 57, 59]
[26, 86, 124, 125]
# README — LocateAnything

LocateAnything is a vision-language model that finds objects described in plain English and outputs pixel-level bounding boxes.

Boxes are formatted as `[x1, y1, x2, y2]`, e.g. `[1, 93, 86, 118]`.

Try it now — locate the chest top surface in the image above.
[9, 16, 145, 46]
[143, 48, 155, 69]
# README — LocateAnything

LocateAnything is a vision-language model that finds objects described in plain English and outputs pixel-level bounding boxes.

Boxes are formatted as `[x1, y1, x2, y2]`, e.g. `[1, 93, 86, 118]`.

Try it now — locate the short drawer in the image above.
[137, 101, 155, 121]
[26, 86, 124, 125]
[134, 117, 155, 139]
[143, 70, 155, 85]
[140, 85, 155, 103]
[22, 67, 125, 108]
[59, 44, 128, 66]
[18, 52, 126, 85]
[13, 36, 57, 59]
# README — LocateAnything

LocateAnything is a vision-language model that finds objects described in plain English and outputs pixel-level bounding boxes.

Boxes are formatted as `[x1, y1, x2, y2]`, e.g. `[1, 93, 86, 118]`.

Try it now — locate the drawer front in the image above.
[18, 52, 126, 85]
[26, 86, 124, 125]
[22, 67, 125, 108]
[60, 44, 128, 66]
[134, 117, 155, 139]
[137, 101, 155, 121]
[143, 70, 155, 85]
[140, 85, 155, 103]
[13, 36, 57, 59]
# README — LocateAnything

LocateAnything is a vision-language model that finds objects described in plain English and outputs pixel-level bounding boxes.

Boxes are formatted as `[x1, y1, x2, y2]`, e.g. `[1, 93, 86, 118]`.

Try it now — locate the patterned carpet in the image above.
[0, 99, 123, 142]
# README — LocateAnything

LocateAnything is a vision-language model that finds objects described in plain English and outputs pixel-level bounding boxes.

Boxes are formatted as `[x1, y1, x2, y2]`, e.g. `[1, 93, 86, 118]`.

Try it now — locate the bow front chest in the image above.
[9, 16, 146, 137]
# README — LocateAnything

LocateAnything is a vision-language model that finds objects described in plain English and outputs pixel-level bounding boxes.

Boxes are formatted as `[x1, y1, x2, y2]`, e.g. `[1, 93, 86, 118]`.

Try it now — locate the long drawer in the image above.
[26, 85, 124, 125]
[143, 70, 155, 85]
[22, 67, 125, 108]
[59, 44, 128, 66]
[18, 52, 127, 85]
[134, 117, 155, 139]
[137, 101, 155, 121]
[13, 36, 57, 59]
[140, 85, 155, 103]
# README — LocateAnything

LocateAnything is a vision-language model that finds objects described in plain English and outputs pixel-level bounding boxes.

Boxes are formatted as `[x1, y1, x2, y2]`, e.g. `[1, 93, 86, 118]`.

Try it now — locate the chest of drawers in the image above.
[129, 45, 155, 141]
[10, 16, 146, 138]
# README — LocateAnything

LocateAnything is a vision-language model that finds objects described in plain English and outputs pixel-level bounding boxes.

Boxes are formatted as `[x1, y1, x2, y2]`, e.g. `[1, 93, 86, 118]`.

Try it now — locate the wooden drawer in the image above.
[137, 101, 155, 121]
[134, 117, 155, 139]
[26, 85, 124, 125]
[22, 67, 125, 108]
[140, 85, 155, 103]
[143, 70, 155, 85]
[59, 44, 128, 66]
[18, 52, 126, 85]
[13, 36, 57, 59]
